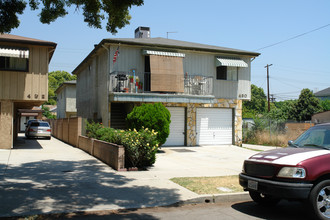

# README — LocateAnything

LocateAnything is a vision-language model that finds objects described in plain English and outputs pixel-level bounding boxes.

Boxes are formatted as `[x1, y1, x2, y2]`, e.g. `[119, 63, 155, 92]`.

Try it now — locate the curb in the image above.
[172, 192, 250, 206]
[0, 193, 252, 218]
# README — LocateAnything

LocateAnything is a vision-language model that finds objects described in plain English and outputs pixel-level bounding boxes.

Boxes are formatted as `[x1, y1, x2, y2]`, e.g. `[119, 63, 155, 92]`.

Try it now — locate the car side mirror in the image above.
[288, 140, 294, 146]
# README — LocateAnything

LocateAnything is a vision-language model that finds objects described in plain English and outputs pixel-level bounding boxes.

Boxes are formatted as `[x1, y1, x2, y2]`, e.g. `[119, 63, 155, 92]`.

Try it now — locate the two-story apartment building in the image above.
[55, 80, 77, 118]
[73, 27, 260, 146]
[0, 34, 56, 149]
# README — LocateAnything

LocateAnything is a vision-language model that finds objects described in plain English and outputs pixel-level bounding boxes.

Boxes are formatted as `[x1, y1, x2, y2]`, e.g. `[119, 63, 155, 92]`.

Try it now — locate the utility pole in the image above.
[270, 94, 276, 103]
[265, 64, 273, 112]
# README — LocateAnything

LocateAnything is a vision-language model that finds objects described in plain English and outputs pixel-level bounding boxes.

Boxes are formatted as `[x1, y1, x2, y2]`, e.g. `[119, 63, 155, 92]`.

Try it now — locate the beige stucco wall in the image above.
[0, 100, 13, 149]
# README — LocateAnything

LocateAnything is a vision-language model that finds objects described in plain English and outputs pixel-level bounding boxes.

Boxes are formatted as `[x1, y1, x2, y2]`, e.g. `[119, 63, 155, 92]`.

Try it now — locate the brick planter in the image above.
[77, 136, 125, 171]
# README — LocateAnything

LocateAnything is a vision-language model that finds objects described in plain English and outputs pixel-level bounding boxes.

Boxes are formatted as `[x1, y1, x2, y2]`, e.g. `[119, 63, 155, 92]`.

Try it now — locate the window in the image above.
[0, 56, 28, 71]
[216, 66, 238, 81]
[0, 47, 29, 72]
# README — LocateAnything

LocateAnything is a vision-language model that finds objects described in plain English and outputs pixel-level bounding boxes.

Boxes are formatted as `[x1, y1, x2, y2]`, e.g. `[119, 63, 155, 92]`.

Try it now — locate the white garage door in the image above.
[196, 108, 233, 145]
[164, 107, 185, 146]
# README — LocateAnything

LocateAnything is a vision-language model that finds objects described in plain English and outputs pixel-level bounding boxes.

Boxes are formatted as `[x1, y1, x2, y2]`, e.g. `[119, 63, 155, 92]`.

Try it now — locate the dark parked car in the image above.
[239, 123, 330, 220]
[25, 120, 51, 140]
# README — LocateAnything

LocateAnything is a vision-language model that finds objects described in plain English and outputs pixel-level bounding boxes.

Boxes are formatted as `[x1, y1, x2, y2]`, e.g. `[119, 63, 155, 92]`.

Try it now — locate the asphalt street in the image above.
[4, 199, 315, 220]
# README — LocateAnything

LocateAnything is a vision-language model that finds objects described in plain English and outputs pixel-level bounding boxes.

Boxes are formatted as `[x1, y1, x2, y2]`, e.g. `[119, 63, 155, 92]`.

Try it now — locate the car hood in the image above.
[246, 147, 330, 166]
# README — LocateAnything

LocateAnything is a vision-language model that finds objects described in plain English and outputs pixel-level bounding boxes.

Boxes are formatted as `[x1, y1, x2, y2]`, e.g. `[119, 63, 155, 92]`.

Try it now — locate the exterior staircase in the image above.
[110, 103, 127, 129]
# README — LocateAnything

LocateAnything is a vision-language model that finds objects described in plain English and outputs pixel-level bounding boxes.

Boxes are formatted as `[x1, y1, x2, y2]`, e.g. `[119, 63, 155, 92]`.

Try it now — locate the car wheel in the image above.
[309, 180, 330, 220]
[249, 191, 280, 206]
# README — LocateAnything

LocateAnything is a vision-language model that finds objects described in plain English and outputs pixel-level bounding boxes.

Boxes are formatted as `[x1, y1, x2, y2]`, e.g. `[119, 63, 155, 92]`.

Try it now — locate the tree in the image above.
[273, 100, 296, 121]
[290, 88, 321, 121]
[0, 0, 144, 34]
[243, 84, 267, 118]
[42, 105, 56, 119]
[320, 99, 330, 111]
[46, 70, 76, 105]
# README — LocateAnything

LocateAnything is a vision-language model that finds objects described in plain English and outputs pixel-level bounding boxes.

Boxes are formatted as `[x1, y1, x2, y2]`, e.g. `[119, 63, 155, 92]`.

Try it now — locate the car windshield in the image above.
[293, 125, 330, 150]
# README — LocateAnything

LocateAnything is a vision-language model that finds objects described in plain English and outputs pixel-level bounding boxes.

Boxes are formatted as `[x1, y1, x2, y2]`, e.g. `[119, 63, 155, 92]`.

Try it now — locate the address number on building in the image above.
[238, 94, 248, 98]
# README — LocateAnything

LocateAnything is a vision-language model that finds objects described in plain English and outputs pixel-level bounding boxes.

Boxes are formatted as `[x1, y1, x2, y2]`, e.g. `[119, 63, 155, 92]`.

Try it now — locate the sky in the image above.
[10, 0, 330, 101]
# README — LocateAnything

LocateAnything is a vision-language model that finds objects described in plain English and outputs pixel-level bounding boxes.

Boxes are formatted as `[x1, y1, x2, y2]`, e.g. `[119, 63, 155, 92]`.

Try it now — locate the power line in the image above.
[255, 23, 330, 51]
[273, 90, 302, 95]
[271, 75, 330, 87]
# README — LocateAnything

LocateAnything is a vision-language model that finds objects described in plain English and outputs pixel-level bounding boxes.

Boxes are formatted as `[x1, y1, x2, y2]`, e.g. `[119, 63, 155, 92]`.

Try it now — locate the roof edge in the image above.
[72, 38, 260, 75]
[0, 34, 57, 48]
[103, 38, 260, 57]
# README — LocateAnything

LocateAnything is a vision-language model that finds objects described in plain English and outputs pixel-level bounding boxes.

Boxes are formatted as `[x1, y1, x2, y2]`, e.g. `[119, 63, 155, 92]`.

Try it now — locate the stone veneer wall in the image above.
[165, 99, 243, 146]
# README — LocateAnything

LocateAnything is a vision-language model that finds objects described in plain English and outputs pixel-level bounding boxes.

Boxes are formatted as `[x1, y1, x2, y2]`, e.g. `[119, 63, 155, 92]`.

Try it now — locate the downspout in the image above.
[102, 44, 111, 127]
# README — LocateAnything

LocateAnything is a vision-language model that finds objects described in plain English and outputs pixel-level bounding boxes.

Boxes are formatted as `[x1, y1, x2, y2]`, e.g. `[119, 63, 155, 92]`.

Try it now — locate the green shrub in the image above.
[86, 121, 103, 139]
[126, 103, 171, 146]
[85, 121, 159, 167]
[121, 128, 159, 167]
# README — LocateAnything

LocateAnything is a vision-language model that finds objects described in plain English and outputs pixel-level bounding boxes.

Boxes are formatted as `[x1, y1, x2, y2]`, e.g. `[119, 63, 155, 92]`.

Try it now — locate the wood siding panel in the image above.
[3, 71, 10, 98]
[111, 46, 144, 73]
[0, 45, 49, 102]
[17, 71, 26, 100]
[237, 58, 251, 100]
[183, 53, 214, 77]
[183, 52, 251, 99]
[9, 72, 17, 99]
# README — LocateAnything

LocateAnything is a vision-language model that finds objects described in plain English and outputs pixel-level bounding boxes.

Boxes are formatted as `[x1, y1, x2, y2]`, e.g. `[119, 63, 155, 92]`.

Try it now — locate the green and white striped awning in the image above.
[143, 50, 185, 57]
[216, 57, 248, 67]
[0, 47, 29, 58]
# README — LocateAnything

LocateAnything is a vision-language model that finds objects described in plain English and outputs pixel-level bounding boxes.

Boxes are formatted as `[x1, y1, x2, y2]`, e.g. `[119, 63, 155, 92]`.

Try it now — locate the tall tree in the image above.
[0, 0, 144, 33]
[46, 70, 76, 105]
[243, 84, 267, 118]
[290, 88, 321, 121]
[320, 99, 330, 112]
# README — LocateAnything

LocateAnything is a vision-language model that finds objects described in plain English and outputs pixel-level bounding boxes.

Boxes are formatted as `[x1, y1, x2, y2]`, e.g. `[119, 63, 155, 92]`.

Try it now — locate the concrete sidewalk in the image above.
[0, 135, 265, 217]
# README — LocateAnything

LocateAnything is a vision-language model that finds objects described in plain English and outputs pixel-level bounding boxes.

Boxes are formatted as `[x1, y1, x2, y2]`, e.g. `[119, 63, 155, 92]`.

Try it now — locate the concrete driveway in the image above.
[0, 134, 259, 217]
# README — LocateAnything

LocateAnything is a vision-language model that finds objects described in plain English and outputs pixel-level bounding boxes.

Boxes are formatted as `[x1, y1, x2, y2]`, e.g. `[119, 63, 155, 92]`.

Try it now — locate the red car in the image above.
[239, 123, 330, 220]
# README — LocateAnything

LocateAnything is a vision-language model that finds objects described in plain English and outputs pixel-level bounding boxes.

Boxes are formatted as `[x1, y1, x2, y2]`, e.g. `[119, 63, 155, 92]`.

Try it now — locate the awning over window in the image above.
[143, 50, 185, 58]
[216, 57, 248, 67]
[0, 47, 29, 58]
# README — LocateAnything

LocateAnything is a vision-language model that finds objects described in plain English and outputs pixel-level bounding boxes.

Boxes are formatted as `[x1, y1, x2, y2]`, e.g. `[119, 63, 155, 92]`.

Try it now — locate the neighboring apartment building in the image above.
[312, 111, 330, 124]
[315, 87, 330, 100]
[55, 80, 77, 118]
[73, 27, 260, 146]
[0, 34, 56, 149]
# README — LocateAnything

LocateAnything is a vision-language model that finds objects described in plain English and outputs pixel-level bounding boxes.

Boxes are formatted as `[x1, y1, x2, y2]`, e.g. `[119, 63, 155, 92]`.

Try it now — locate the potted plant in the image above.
[135, 76, 139, 86]
[129, 75, 134, 83]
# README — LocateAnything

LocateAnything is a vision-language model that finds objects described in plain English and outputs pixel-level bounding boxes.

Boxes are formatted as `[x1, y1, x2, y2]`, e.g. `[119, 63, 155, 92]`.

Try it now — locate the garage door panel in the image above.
[164, 107, 185, 146]
[196, 108, 232, 145]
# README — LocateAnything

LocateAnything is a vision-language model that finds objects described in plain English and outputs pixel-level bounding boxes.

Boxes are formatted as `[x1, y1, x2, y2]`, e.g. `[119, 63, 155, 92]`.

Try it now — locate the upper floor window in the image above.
[216, 57, 248, 81]
[0, 47, 29, 72]
[216, 66, 238, 81]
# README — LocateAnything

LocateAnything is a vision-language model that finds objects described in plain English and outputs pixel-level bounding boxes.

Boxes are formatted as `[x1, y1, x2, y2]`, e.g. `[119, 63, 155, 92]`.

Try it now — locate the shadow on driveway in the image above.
[0, 159, 180, 217]
[13, 135, 43, 150]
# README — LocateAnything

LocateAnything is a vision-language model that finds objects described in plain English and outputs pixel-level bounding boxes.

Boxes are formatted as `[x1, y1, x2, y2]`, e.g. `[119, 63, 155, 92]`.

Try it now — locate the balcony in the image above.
[109, 71, 213, 96]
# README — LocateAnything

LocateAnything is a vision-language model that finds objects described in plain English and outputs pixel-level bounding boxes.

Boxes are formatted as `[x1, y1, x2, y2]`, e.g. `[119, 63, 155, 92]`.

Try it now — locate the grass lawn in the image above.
[170, 175, 244, 195]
